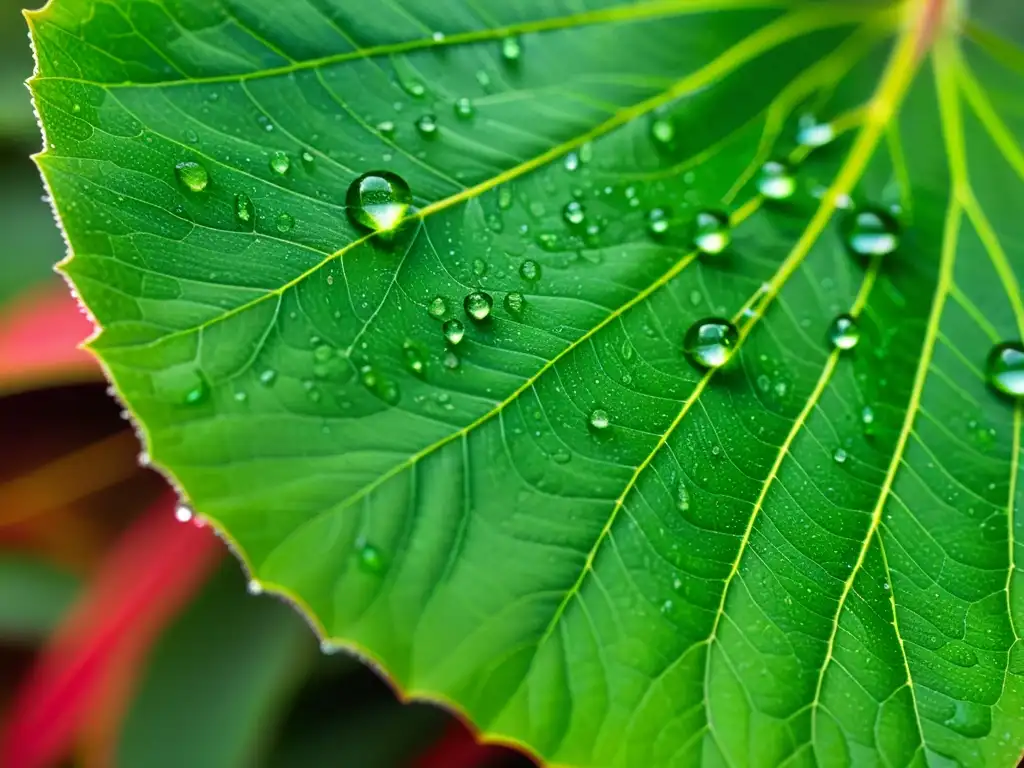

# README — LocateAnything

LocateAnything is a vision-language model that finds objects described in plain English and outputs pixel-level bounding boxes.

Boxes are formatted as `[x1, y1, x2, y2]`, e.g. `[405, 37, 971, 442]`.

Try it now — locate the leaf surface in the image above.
[27, 0, 1024, 765]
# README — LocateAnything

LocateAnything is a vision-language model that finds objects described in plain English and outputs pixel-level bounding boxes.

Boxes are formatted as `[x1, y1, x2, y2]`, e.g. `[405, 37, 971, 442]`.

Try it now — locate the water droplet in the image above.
[987, 341, 1024, 397]
[259, 369, 277, 387]
[833, 447, 848, 464]
[276, 212, 295, 232]
[504, 292, 525, 316]
[428, 296, 447, 318]
[498, 185, 514, 210]
[563, 200, 585, 226]
[464, 291, 493, 321]
[650, 117, 675, 146]
[313, 345, 334, 363]
[247, 580, 263, 595]
[827, 313, 860, 350]
[415, 114, 438, 137]
[861, 405, 876, 436]
[589, 408, 610, 430]
[234, 193, 254, 225]
[184, 376, 208, 405]
[677, 480, 691, 512]
[269, 152, 290, 175]
[443, 318, 465, 345]
[472, 258, 488, 276]
[501, 35, 522, 63]
[174, 504, 193, 523]
[647, 208, 670, 237]
[175, 161, 208, 192]
[454, 97, 474, 119]
[842, 207, 900, 256]
[796, 115, 834, 147]
[692, 210, 730, 255]
[356, 540, 386, 574]
[519, 260, 541, 282]
[683, 318, 739, 370]
[563, 152, 580, 172]
[443, 350, 460, 369]
[346, 171, 412, 234]
[377, 120, 396, 138]
[757, 160, 796, 200]
[403, 341, 427, 377]
[552, 449, 571, 464]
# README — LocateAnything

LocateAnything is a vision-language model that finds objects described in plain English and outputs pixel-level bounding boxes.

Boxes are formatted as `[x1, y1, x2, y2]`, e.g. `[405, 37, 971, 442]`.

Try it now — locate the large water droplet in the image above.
[827, 313, 860, 351]
[501, 35, 522, 62]
[346, 171, 412, 234]
[647, 208, 670, 237]
[796, 115, 834, 147]
[234, 193, 254, 225]
[692, 210, 731, 255]
[563, 200, 585, 226]
[842, 208, 900, 257]
[519, 260, 541, 282]
[276, 212, 294, 232]
[356, 540, 386, 574]
[454, 97, 474, 119]
[175, 161, 208, 192]
[650, 117, 675, 146]
[757, 160, 796, 200]
[464, 291, 493, 321]
[269, 151, 290, 175]
[589, 409, 610, 430]
[443, 318, 465, 345]
[504, 292, 525, 316]
[428, 296, 447, 318]
[987, 341, 1024, 397]
[683, 318, 739, 370]
[415, 114, 438, 137]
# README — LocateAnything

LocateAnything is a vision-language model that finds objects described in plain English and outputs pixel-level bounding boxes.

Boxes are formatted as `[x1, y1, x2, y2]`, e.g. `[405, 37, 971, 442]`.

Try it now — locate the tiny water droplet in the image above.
[647, 207, 670, 237]
[472, 258, 487, 276]
[269, 152, 290, 175]
[833, 447, 848, 464]
[377, 120, 396, 138]
[692, 210, 730, 255]
[501, 35, 522, 62]
[247, 580, 263, 595]
[259, 369, 277, 387]
[234, 193, 254, 225]
[683, 318, 739, 370]
[443, 318, 465, 345]
[589, 408, 610, 430]
[276, 212, 295, 232]
[677, 482, 691, 510]
[454, 97, 474, 119]
[987, 341, 1024, 397]
[563, 200, 585, 226]
[519, 259, 541, 282]
[757, 160, 796, 200]
[498, 185, 514, 210]
[796, 115, 835, 147]
[346, 171, 412, 234]
[464, 291, 493, 321]
[403, 341, 427, 377]
[842, 207, 900, 256]
[428, 296, 447, 318]
[415, 114, 438, 137]
[827, 313, 860, 350]
[504, 292, 525, 315]
[174, 504, 193, 523]
[563, 152, 580, 172]
[175, 161, 209, 192]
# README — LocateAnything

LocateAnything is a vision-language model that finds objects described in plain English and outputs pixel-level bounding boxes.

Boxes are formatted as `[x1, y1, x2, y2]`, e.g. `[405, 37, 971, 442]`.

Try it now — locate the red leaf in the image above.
[0, 284, 98, 394]
[0, 492, 222, 768]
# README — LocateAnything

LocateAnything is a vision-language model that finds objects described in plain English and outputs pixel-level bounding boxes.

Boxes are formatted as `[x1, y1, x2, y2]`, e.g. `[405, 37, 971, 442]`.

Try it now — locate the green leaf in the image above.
[116, 564, 314, 768]
[27, 1, 1024, 765]
[0, 556, 78, 640]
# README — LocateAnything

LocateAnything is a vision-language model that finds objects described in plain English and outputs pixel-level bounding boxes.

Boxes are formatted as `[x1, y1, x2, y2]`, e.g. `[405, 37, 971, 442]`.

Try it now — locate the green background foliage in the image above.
[27, 0, 1024, 765]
